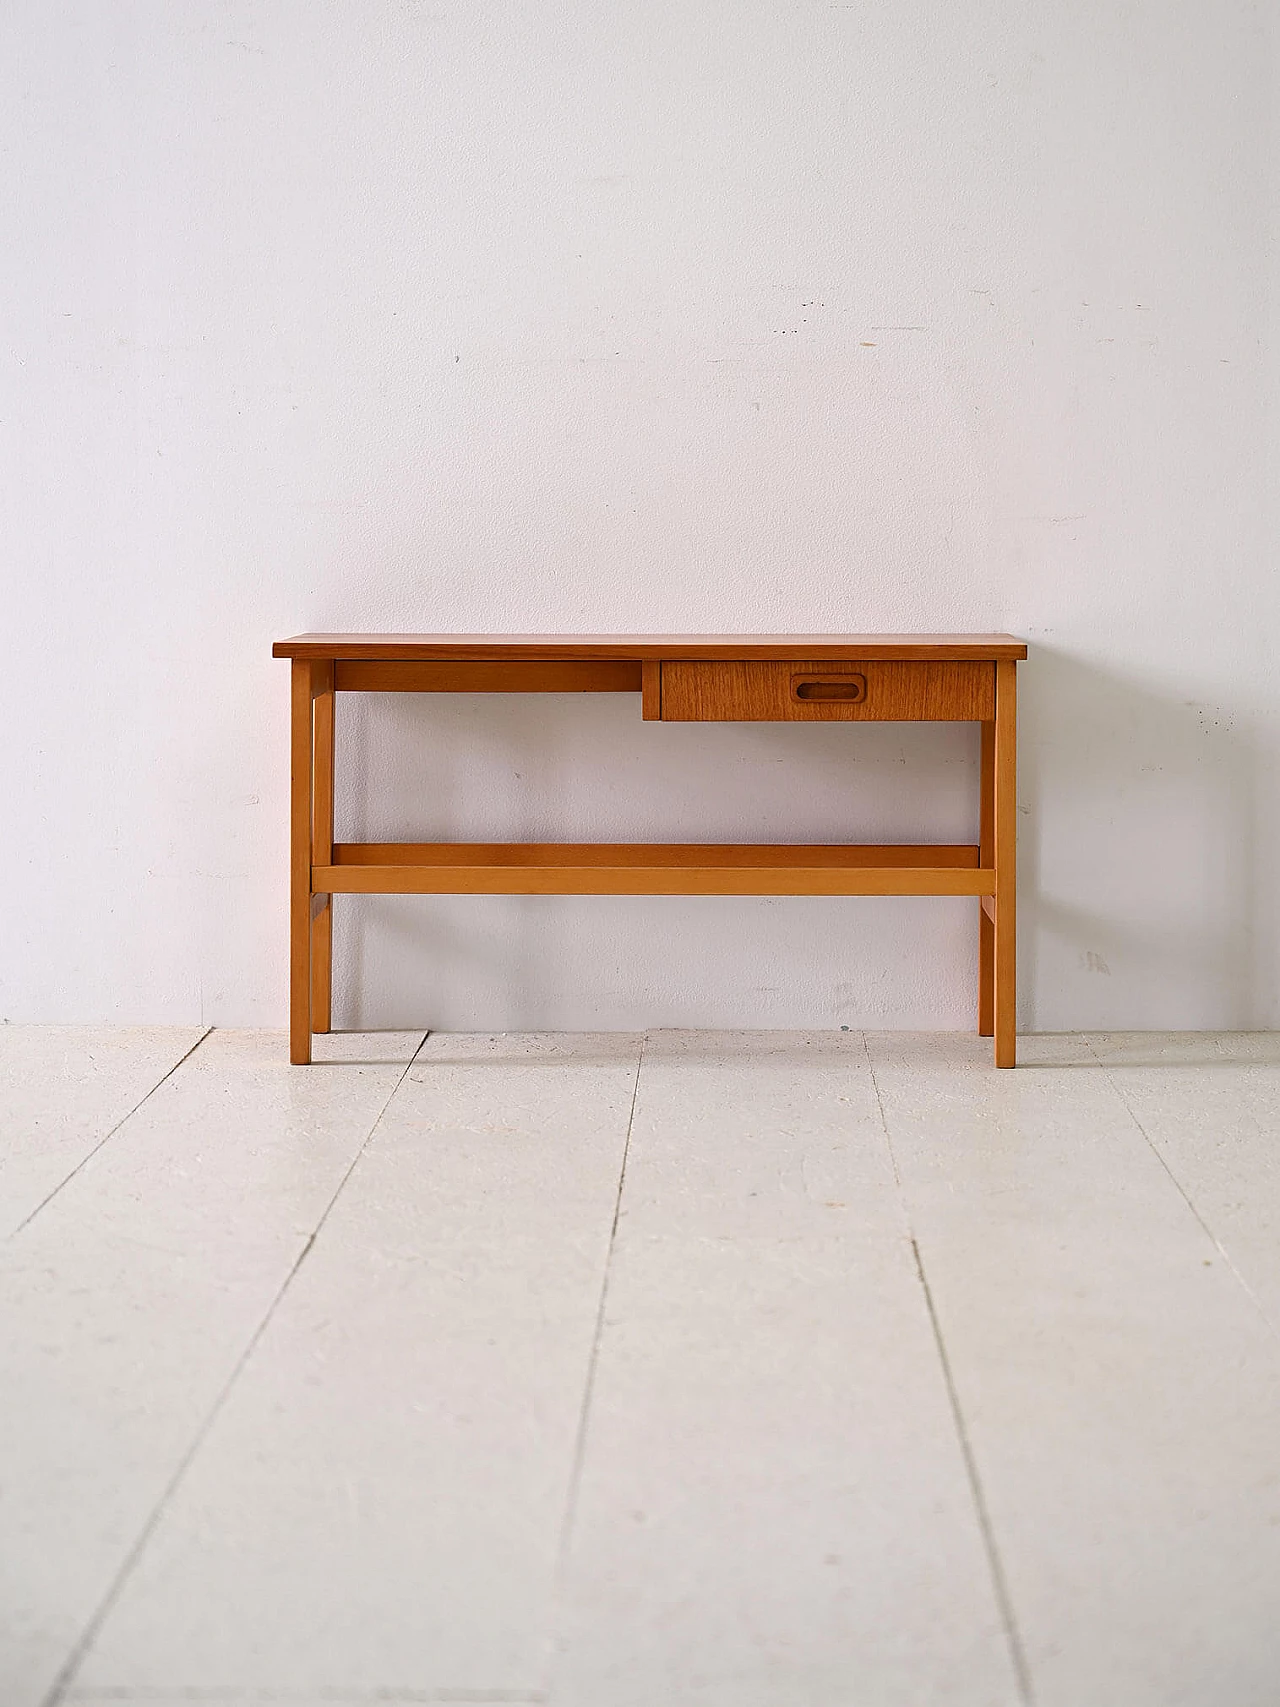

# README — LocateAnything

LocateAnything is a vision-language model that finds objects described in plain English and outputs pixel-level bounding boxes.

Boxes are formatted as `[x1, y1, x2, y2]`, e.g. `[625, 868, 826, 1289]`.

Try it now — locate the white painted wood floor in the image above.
[3, 1028, 1280, 1707]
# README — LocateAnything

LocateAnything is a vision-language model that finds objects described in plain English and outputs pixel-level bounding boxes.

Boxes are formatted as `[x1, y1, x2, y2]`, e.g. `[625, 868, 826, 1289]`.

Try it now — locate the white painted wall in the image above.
[2, 1, 1276, 1032]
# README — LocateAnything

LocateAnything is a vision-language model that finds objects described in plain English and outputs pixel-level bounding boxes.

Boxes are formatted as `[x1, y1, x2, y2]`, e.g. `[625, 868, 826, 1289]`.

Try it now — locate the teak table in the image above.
[273, 634, 1026, 1066]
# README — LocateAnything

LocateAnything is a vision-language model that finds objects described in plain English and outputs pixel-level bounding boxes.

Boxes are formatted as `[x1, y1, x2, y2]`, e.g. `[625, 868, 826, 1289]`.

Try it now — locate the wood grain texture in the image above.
[333, 660, 642, 693]
[316, 843, 993, 897]
[978, 719, 995, 1037]
[310, 662, 335, 1034]
[641, 660, 661, 720]
[274, 633, 1029, 662]
[993, 662, 1018, 1066]
[660, 660, 994, 722]
[332, 842, 982, 868]
[289, 661, 313, 1065]
[275, 635, 1024, 1062]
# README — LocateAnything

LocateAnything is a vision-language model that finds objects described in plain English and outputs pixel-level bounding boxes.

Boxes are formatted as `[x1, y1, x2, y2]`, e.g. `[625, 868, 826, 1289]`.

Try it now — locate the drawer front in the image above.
[660, 660, 994, 721]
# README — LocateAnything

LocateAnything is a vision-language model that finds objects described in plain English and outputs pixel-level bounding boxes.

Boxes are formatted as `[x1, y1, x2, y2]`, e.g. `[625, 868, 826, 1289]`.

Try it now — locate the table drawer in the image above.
[660, 659, 993, 721]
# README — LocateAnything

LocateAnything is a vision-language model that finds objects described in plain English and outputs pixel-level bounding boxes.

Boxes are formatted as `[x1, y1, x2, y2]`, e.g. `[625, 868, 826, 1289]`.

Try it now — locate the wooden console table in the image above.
[273, 634, 1026, 1066]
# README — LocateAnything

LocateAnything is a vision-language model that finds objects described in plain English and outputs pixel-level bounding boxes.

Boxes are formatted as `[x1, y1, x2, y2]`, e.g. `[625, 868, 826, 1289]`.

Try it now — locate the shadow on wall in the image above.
[322, 649, 1263, 1033]
[1021, 646, 1261, 1031]
[327, 686, 984, 1032]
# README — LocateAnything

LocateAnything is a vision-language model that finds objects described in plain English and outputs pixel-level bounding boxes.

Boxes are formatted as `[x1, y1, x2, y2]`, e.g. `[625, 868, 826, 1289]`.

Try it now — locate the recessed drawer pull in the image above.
[791, 674, 867, 703]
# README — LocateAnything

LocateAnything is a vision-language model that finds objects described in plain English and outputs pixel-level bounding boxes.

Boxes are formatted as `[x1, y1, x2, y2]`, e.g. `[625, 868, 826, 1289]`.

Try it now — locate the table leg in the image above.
[993, 660, 1017, 1066]
[310, 662, 335, 1034]
[289, 659, 314, 1064]
[978, 718, 995, 1037]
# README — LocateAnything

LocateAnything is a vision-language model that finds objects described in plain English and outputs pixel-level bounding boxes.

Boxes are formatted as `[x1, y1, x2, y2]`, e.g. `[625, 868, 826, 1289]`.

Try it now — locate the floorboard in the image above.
[0, 1025, 208, 1237]
[553, 1031, 1020, 1707]
[867, 1031, 1280, 1707]
[0, 1029, 423, 1707]
[70, 1034, 641, 1701]
[4, 1029, 1280, 1707]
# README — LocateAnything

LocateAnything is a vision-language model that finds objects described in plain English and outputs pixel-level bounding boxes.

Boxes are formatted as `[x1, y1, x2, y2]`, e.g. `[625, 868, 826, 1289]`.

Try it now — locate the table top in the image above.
[273, 633, 1028, 662]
